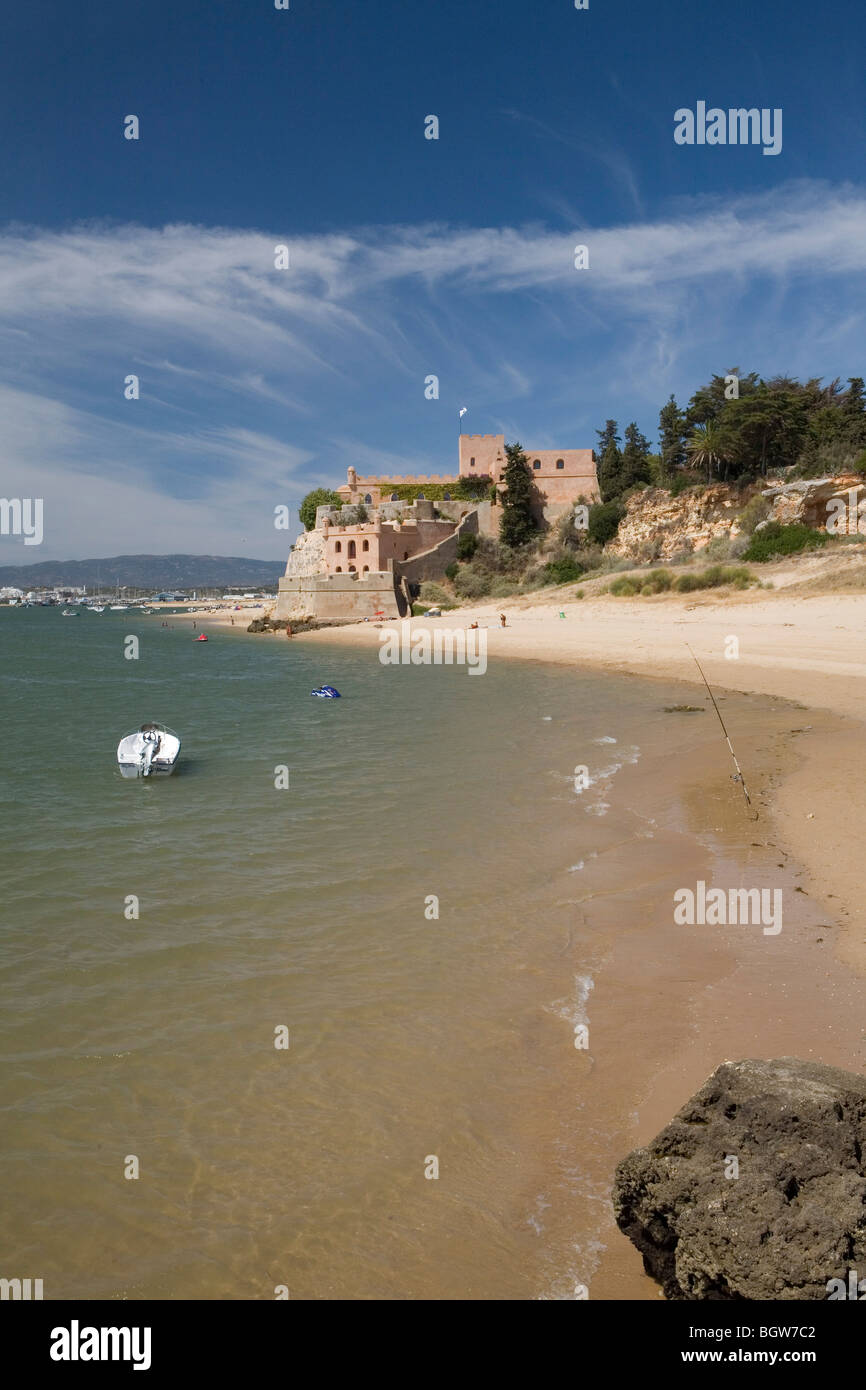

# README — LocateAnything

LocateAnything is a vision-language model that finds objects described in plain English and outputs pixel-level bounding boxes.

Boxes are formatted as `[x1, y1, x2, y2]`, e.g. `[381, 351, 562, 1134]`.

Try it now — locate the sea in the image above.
[0, 605, 801, 1300]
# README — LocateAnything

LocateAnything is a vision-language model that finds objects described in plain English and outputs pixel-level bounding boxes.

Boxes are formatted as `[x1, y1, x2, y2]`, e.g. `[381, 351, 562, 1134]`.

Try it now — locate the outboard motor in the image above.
[139, 729, 160, 776]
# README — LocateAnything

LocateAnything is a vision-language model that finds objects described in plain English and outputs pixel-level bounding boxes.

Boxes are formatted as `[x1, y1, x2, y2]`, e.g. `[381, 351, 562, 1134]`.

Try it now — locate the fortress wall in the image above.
[274, 572, 403, 622]
[398, 510, 480, 585]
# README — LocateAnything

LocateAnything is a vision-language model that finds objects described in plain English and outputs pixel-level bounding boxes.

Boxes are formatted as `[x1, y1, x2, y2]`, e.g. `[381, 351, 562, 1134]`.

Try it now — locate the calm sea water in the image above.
[0, 607, 727, 1300]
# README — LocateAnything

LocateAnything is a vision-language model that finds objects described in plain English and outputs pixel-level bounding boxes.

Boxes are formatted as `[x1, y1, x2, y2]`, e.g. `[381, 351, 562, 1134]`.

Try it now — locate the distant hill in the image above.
[0, 554, 285, 590]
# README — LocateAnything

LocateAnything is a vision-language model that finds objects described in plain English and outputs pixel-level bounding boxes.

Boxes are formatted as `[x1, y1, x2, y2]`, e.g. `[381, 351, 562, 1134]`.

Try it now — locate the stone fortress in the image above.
[274, 432, 600, 622]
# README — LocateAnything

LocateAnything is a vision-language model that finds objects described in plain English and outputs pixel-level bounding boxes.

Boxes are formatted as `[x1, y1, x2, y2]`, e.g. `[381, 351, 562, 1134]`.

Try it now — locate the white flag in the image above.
[459, 406, 468, 418]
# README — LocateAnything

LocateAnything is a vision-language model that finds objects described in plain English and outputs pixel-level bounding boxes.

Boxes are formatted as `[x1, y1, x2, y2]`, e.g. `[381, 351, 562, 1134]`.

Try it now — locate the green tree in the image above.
[621, 422, 652, 489]
[685, 421, 729, 484]
[658, 395, 687, 480]
[299, 488, 343, 531]
[595, 420, 624, 500]
[499, 442, 537, 547]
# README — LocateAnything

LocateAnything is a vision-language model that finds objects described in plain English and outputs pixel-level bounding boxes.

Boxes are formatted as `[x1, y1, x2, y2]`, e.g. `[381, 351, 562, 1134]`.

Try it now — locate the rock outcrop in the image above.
[762, 475, 865, 530]
[284, 528, 327, 578]
[607, 485, 743, 561]
[613, 1058, 866, 1300]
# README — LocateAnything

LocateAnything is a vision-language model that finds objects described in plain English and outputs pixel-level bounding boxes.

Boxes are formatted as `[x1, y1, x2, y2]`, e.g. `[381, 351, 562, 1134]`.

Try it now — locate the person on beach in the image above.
[500, 613, 507, 627]
[286, 624, 293, 639]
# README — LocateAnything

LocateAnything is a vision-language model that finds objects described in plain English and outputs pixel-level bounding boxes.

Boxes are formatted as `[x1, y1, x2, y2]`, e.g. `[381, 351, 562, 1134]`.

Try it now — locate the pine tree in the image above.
[621, 422, 652, 489]
[595, 420, 623, 501]
[658, 395, 687, 479]
[499, 441, 536, 547]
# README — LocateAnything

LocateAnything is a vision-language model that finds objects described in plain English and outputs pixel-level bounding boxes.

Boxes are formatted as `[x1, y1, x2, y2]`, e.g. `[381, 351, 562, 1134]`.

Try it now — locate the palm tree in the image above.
[686, 421, 729, 485]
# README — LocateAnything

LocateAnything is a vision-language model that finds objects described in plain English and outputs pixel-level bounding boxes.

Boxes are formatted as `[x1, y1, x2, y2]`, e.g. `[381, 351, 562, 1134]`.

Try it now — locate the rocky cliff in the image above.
[607, 485, 743, 561]
[607, 474, 866, 561]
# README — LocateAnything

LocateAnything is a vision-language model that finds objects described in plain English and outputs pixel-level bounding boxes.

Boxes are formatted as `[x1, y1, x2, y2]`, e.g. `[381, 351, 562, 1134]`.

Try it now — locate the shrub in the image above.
[456, 531, 478, 561]
[736, 494, 771, 535]
[639, 568, 674, 595]
[540, 552, 585, 585]
[419, 581, 452, 606]
[587, 500, 625, 546]
[488, 577, 521, 598]
[454, 569, 492, 599]
[674, 565, 757, 592]
[702, 535, 735, 561]
[444, 562, 458, 581]
[608, 565, 758, 597]
[743, 522, 828, 562]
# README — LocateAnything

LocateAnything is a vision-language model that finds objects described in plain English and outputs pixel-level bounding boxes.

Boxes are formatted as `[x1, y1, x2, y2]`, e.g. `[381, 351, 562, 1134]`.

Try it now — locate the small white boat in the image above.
[110, 604, 129, 611]
[90, 605, 105, 613]
[61, 608, 79, 616]
[117, 723, 181, 779]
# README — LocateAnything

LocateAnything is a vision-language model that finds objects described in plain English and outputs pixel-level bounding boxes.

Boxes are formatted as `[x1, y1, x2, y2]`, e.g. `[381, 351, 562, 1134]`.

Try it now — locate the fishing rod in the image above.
[686, 644, 757, 818]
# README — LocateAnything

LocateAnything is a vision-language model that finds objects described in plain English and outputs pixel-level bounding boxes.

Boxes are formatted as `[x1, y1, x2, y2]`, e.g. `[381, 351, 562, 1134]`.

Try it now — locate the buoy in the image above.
[196, 634, 208, 641]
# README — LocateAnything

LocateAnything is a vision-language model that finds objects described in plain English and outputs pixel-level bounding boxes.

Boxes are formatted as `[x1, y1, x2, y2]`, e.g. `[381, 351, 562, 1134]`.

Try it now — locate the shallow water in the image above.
[0, 607, 794, 1299]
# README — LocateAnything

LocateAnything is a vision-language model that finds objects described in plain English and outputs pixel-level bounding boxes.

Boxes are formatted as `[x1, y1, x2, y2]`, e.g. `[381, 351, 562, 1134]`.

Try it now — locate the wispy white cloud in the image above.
[1, 181, 865, 558]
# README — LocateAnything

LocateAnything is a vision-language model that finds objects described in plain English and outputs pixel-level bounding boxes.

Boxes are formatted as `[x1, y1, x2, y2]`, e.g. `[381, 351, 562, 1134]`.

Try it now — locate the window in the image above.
[533, 459, 541, 470]
[348, 540, 356, 558]
[348, 565, 356, 573]
[362, 539, 369, 551]
[362, 565, 369, 573]
[470, 457, 475, 467]
[443, 490, 451, 500]
[364, 494, 372, 504]
[335, 541, 342, 552]
[403, 551, 409, 560]
[556, 459, 564, 469]
[390, 492, 399, 501]
[335, 566, 342, 572]
[417, 492, 425, 500]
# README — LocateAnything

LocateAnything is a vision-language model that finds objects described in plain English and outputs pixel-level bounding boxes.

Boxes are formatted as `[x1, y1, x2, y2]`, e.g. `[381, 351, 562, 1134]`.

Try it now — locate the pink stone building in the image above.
[458, 434, 599, 507]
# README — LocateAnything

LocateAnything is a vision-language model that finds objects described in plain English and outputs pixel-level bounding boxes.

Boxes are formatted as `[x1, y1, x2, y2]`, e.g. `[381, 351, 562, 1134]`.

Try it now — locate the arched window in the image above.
[348, 564, 356, 572]
[390, 492, 399, 501]
[335, 566, 342, 572]
[348, 540, 356, 558]
[417, 493, 425, 500]
[362, 565, 369, 573]
[443, 490, 451, 499]
[334, 541, 341, 552]
[362, 539, 369, 552]
[556, 459, 564, 469]
[533, 459, 541, 470]
[470, 457, 475, 467]
[364, 493, 372, 504]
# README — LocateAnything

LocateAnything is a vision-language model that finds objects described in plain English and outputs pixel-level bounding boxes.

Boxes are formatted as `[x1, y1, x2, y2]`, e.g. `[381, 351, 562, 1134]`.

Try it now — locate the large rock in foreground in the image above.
[614, 1058, 866, 1299]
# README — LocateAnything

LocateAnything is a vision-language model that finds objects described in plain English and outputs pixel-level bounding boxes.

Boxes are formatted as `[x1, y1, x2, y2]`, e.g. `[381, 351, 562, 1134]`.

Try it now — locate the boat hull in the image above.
[117, 725, 181, 779]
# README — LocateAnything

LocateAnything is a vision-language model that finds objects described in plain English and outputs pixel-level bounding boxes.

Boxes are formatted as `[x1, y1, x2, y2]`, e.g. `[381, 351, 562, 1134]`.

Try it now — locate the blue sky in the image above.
[0, 0, 864, 560]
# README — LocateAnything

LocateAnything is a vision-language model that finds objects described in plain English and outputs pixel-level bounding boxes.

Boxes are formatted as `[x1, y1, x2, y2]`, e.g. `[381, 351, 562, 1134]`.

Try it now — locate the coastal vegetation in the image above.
[299, 488, 342, 531]
[608, 565, 759, 597]
[742, 521, 829, 562]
